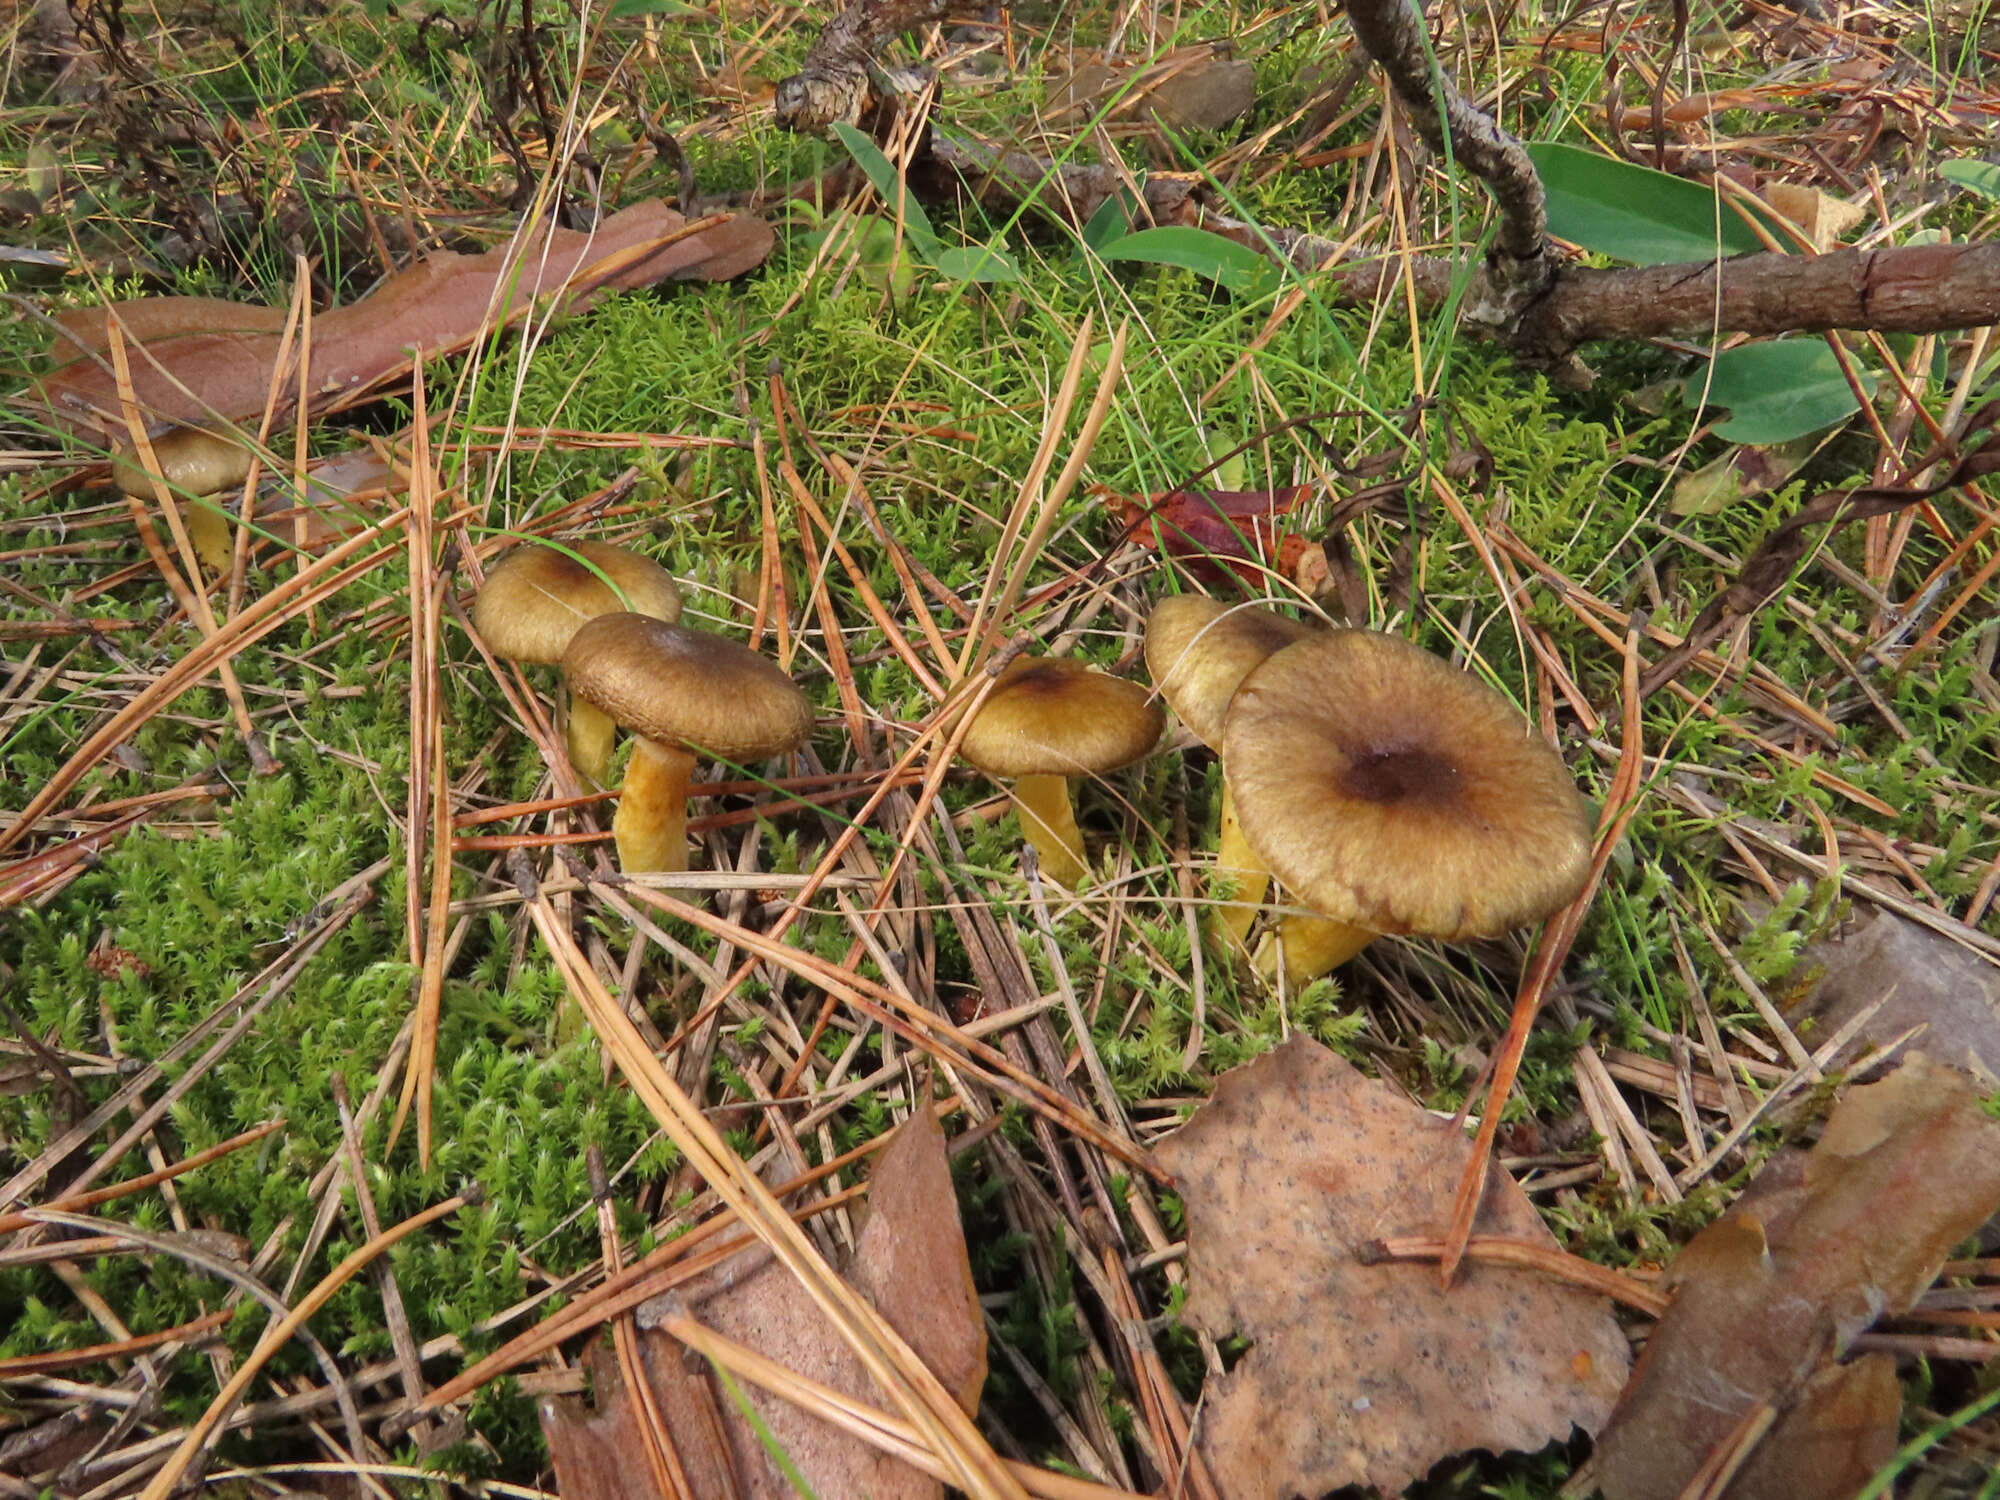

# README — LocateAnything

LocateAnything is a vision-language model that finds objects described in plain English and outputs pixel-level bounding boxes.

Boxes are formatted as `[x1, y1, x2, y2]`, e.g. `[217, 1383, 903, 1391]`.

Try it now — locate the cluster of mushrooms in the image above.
[472, 539, 1596, 988]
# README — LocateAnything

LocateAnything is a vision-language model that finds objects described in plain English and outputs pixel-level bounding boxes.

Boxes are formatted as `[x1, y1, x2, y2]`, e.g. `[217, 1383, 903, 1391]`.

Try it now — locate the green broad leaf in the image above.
[1528, 142, 1767, 265]
[1081, 191, 1135, 252]
[1939, 159, 2000, 202]
[928, 241, 1022, 283]
[829, 122, 941, 259]
[1688, 340, 1875, 444]
[1095, 226, 1270, 292]
[607, 0, 700, 15]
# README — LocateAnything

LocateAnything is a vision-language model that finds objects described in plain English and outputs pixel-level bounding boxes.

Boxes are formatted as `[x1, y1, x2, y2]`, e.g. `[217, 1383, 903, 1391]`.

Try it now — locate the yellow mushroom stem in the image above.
[565, 692, 618, 787]
[1254, 914, 1377, 988]
[186, 503, 233, 577]
[1010, 773, 1089, 889]
[1212, 778, 1271, 952]
[613, 738, 696, 874]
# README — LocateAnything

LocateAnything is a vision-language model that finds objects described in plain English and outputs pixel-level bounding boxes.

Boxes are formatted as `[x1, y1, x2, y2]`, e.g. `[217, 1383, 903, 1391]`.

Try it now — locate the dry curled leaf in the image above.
[1669, 435, 1822, 516]
[1155, 1036, 1628, 1499]
[1045, 49, 1256, 133]
[541, 1105, 983, 1500]
[1591, 1053, 2000, 1500]
[1113, 484, 1317, 588]
[1759, 182, 1869, 252]
[28, 202, 774, 441]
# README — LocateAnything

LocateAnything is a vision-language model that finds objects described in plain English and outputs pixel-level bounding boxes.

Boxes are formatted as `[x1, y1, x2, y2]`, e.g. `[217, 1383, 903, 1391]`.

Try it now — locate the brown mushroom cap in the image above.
[473, 540, 683, 663]
[562, 613, 811, 762]
[958, 658, 1164, 778]
[112, 427, 253, 500]
[1222, 630, 1592, 940]
[1144, 595, 1318, 748]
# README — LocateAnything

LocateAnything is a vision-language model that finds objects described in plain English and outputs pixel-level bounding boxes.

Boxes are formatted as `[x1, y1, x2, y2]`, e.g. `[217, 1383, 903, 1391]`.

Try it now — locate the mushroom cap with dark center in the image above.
[958, 658, 1164, 778]
[473, 540, 683, 664]
[112, 427, 254, 500]
[1222, 630, 1592, 940]
[1144, 595, 1319, 748]
[562, 613, 811, 762]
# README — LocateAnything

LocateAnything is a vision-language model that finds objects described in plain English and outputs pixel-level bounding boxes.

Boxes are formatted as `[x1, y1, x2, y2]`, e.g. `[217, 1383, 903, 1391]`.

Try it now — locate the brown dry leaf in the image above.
[1154, 1036, 1628, 1499]
[542, 1105, 984, 1500]
[1789, 906, 2000, 1081]
[1760, 182, 1869, 252]
[1045, 49, 1255, 132]
[1592, 1053, 2000, 1500]
[29, 202, 774, 441]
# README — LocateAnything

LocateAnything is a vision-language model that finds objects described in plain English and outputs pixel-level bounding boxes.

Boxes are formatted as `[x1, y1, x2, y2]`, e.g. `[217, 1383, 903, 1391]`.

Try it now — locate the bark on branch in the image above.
[1339, 0, 1557, 330]
[774, 0, 949, 133]
[923, 136, 2000, 352]
[776, 0, 2000, 361]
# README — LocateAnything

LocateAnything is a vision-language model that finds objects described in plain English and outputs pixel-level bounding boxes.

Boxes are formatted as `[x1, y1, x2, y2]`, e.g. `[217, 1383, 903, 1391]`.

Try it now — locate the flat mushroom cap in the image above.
[1222, 631, 1592, 940]
[562, 613, 812, 762]
[959, 658, 1164, 778]
[473, 540, 684, 663]
[112, 427, 254, 499]
[1144, 595, 1318, 748]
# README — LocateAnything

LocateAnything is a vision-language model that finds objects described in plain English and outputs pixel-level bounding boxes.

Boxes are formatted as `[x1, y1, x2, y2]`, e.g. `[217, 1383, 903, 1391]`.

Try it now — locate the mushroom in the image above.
[1144, 594, 1318, 950]
[1222, 630, 1593, 986]
[957, 657, 1164, 889]
[112, 427, 254, 576]
[561, 612, 812, 873]
[471, 540, 683, 785]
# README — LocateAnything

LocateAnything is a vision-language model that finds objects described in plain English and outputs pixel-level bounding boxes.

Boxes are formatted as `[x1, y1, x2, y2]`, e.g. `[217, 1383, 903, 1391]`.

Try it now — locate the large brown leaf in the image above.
[1591, 1053, 2000, 1500]
[28, 202, 773, 441]
[1154, 1036, 1628, 1499]
[540, 1105, 984, 1500]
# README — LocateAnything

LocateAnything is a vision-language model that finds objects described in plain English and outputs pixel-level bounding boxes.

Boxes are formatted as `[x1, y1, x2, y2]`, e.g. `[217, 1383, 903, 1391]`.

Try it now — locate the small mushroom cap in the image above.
[112, 427, 253, 500]
[1144, 595, 1318, 748]
[958, 658, 1164, 778]
[472, 541, 683, 664]
[562, 613, 811, 762]
[1222, 631, 1592, 940]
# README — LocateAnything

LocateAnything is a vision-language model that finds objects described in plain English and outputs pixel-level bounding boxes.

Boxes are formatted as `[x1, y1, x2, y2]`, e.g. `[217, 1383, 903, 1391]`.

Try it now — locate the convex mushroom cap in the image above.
[112, 427, 255, 574]
[1223, 630, 1592, 941]
[563, 613, 812, 762]
[1144, 595, 1317, 748]
[956, 657, 1163, 889]
[112, 426, 254, 502]
[1145, 595, 1321, 954]
[473, 540, 683, 662]
[561, 613, 811, 875]
[959, 658, 1163, 779]
[473, 541, 684, 786]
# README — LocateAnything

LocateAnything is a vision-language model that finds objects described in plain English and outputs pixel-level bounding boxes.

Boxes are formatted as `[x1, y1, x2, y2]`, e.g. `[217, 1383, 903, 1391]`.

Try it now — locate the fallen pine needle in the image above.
[1360, 1235, 1671, 1318]
[120, 1187, 479, 1500]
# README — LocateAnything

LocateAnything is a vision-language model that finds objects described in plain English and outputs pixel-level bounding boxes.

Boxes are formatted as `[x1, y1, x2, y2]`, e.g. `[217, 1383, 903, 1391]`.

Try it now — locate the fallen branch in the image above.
[774, 0, 950, 133]
[924, 134, 2000, 363]
[1339, 0, 1555, 327]
[774, 0, 2000, 367]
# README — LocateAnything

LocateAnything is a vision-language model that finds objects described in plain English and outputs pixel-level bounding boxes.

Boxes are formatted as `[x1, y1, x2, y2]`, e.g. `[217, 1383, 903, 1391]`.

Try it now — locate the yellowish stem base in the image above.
[566, 693, 618, 787]
[188, 505, 232, 578]
[1012, 773, 1088, 889]
[1255, 915, 1376, 988]
[613, 739, 695, 874]
[1211, 778, 1271, 954]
